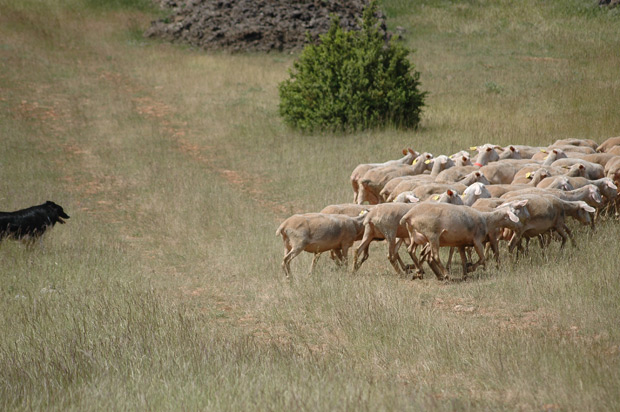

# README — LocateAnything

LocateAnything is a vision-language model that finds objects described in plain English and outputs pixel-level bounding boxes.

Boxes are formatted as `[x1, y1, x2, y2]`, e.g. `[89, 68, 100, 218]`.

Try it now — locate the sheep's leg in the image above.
[341, 242, 354, 270]
[424, 257, 441, 278]
[428, 238, 448, 281]
[353, 225, 374, 271]
[559, 224, 576, 248]
[282, 246, 303, 278]
[394, 238, 408, 271]
[308, 253, 321, 275]
[458, 247, 469, 278]
[386, 235, 404, 275]
[446, 247, 455, 271]
[468, 238, 486, 274]
[332, 249, 345, 266]
[405, 243, 424, 278]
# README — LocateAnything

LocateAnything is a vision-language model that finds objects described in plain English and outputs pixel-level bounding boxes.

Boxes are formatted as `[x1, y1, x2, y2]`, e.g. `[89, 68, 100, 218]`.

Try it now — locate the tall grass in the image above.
[1, 0, 619, 410]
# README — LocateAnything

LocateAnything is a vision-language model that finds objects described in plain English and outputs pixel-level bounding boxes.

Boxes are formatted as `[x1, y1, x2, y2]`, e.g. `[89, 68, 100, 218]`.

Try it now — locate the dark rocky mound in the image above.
[145, 0, 388, 53]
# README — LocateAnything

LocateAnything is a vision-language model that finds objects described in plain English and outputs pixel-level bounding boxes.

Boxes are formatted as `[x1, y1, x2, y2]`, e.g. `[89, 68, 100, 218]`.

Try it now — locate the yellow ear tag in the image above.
[359, 210, 368, 216]
[540, 149, 547, 153]
[525, 172, 532, 179]
[469, 146, 477, 151]
[413, 158, 418, 164]
[432, 195, 440, 200]
[544, 155, 548, 160]
[424, 159, 431, 164]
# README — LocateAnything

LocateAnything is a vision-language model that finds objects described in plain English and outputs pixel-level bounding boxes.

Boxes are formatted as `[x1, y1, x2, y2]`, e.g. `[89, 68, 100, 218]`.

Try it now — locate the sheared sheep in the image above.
[276, 213, 366, 278]
[400, 202, 526, 280]
[350, 148, 418, 203]
[357, 154, 434, 204]
[597, 136, 620, 153]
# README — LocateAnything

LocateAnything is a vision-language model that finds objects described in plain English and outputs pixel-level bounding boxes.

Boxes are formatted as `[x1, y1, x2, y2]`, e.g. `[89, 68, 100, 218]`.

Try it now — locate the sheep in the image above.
[581, 153, 619, 168]
[350, 148, 419, 203]
[501, 185, 602, 230]
[352, 191, 463, 276]
[450, 151, 473, 166]
[509, 145, 548, 159]
[461, 182, 492, 206]
[550, 138, 599, 151]
[399, 202, 526, 280]
[498, 145, 522, 160]
[352, 203, 422, 276]
[383, 168, 483, 203]
[501, 185, 603, 210]
[470, 145, 501, 166]
[479, 160, 540, 184]
[531, 148, 567, 163]
[550, 158, 605, 180]
[504, 195, 595, 254]
[607, 146, 620, 156]
[486, 169, 552, 198]
[604, 157, 620, 185]
[392, 191, 422, 204]
[547, 145, 596, 155]
[596, 136, 620, 153]
[276, 213, 366, 278]
[511, 162, 584, 185]
[434, 146, 499, 180]
[387, 171, 487, 202]
[563, 176, 619, 217]
[434, 165, 477, 183]
[357, 154, 433, 204]
[561, 177, 618, 203]
[377, 153, 435, 200]
[320, 203, 374, 217]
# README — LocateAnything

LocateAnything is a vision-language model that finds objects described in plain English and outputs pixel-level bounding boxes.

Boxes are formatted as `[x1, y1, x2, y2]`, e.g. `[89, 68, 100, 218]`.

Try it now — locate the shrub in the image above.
[278, 1, 427, 133]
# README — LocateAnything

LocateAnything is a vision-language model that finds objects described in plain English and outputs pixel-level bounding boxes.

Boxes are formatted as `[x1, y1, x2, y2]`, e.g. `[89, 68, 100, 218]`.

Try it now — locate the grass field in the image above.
[1, 0, 619, 410]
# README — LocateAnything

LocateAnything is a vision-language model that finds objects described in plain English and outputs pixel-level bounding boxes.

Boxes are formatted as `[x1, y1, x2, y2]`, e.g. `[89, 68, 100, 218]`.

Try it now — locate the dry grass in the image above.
[1, 0, 619, 410]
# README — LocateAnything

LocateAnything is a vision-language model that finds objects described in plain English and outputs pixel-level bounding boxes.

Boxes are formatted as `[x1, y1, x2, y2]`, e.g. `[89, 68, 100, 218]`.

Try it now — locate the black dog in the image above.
[0, 201, 70, 246]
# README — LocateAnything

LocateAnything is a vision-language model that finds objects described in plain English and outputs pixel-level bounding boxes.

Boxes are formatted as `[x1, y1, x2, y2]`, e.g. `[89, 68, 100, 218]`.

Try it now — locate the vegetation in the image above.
[1, 0, 619, 410]
[278, 1, 426, 132]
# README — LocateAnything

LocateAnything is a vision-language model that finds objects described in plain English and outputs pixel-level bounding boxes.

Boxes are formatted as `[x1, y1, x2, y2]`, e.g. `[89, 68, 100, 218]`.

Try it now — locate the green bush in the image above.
[278, 1, 426, 133]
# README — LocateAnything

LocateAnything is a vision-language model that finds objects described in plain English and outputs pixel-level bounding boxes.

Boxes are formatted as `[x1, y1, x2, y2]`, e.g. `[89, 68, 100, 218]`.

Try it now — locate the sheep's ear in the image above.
[507, 210, 519, 222]
[486, 147, 493, 152]
[525, 172, 532, 179]
[447, 190, 454, 196]
[359, 210, 368, 216]
[406, 195, 419, 203]
[474, 185, 482, 195]
[402, 148, 408, 155]
[510, 146, 516, 151]
[514, 199, 529, 208]
[607, 180, 618, 189]
[409, 148, 417, 155]
[581, 203, 596, 213]
[579, 164, 585, 169]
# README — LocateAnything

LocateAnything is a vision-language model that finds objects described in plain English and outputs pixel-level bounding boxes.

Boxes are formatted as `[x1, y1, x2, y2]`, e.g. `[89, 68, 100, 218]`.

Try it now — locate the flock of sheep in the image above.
[276, 136, 620, 280]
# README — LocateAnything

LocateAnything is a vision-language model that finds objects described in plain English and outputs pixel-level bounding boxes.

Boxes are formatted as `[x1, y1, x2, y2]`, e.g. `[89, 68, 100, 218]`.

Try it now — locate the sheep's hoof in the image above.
[411, 270, 424, 280]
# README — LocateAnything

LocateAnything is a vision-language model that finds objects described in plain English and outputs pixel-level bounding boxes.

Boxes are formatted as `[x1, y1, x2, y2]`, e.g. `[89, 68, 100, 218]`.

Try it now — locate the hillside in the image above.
[1, 0, 619, 410]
